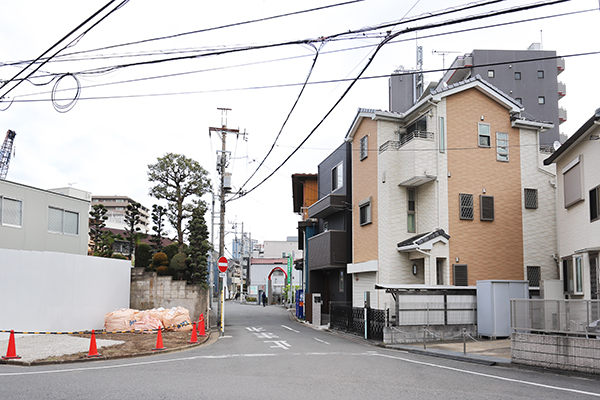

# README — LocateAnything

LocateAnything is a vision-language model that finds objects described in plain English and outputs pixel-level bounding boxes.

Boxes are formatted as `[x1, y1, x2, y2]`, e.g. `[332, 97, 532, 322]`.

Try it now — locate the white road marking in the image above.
[264, 340, 291, 350]
[246, 327, 265, 332]
[281, 325, 299, 333]
[254, 332, 279, 339]
[314, 338, 330, 345]
[374, 353, 600, 397]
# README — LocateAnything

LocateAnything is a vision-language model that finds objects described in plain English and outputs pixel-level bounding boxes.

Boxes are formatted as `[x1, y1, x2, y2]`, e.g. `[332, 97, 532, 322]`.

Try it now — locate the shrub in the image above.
[112, 254, 127, 260]
[156, 266, 169, 276]
[136, 243, 153, 270]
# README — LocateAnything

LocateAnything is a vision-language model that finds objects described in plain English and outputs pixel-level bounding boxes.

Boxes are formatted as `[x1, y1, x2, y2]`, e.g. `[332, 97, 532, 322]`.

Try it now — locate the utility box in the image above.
[476, 280, 529, 338]
[305, 293, 322, 325]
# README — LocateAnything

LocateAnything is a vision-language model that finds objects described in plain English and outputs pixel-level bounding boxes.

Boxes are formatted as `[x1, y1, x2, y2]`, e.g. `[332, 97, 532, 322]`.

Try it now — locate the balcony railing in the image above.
[380, 131, 434, 152]
[307, 230, 347, 269]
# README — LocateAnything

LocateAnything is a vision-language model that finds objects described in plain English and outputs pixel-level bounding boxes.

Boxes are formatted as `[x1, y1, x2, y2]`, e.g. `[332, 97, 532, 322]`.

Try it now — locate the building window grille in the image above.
[514, 72, 521, 80]
[524, 188, 538, 209]
[538, 96, 546, 105]
[407, 188, 416, 233]
[0, 197, 22, 227]
[359, 135, 368, 160]
[453, 264, 468, 286]
[537, 70, 544, 79]
[527, 266, 541, 287]
[48, 207, 79, 235]
[487, 70, 495, 78]
[459, 193, 474, 220]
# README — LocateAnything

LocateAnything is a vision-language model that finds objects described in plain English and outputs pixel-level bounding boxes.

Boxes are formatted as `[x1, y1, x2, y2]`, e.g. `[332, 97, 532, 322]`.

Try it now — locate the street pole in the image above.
[209, 107, 242, 336]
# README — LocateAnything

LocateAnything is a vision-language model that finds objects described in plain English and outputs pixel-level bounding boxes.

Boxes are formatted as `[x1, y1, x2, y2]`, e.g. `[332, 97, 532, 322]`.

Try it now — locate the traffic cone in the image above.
[188, 322, 198, 344]
[198, 314, 206, 337]
[85, 330, 102, 358]
[2, 330, 21, 360]
[152, 328, 165, 351]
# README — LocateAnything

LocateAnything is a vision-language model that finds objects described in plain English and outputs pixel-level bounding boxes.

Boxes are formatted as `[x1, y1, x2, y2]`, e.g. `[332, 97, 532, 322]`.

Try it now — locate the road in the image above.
[1, 302, 599, 399]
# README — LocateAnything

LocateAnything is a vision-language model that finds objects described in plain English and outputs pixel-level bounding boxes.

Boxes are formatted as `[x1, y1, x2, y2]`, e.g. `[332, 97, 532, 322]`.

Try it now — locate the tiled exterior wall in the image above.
[351, 119, 378, 264]
[512, 332, 600, 374]
[446, 89, 524, 284]
[519, 130, 558, 283]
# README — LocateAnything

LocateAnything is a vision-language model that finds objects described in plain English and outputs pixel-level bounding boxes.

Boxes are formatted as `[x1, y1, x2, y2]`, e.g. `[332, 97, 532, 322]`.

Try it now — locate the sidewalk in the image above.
[386, 338, 512, 366]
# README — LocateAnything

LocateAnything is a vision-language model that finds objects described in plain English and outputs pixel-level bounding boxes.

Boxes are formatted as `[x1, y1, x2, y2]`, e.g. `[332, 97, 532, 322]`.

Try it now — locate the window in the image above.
[574, 257, 583, 294]
[48, 207, 79, 235]
[538, 96, 545, 105]
[459, 193, 474, 220]
[453, 264, 468, 286]
[514, 72, 521, 80]
[563, 257, 584, 295]
[359, 135, 368, 160]
[407, 188, 416, 233]
[332, 162, 343, 192]
[590, 186, 599, 222]
[537, 70, 544, 79]
[323, 221, 329, 231]
[515, 98, 522, 105]
[478, 123, 491, 147]
[496, 132, 509, 162]
[439, 117, 445, 153]
[527, 266, 541, 287]
[339, 270, 344, 292]
[524, 188, 538, 209]
[480, 195, 494, 221]
[487, 70, 495, 78]
[563, 156, 582, 208]
[359, 197, 372, 226]
[0, 197, 22, 227]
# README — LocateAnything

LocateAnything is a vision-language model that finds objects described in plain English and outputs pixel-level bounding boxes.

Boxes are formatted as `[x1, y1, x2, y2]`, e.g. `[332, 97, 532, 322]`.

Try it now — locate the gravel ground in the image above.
[0, 334, 124, 363]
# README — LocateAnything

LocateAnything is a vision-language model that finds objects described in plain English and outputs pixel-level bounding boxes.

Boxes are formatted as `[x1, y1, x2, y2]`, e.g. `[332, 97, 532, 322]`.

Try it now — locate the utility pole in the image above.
[209, 108, 245, 333]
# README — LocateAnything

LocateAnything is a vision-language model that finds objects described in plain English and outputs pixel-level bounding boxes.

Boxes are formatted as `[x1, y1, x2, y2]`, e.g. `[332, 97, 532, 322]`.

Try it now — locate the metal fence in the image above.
[395, 295, 477, 326]
[329, 304, 387, 341]
[511, 299, 600, 336]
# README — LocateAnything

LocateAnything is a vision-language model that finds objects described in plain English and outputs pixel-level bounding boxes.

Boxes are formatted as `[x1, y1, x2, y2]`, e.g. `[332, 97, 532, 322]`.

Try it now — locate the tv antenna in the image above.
[432, 50, 461, 71]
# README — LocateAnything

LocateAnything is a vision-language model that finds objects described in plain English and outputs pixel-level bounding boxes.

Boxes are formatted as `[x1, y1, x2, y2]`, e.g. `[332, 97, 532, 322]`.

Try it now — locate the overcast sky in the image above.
[1, 0, 598, 254]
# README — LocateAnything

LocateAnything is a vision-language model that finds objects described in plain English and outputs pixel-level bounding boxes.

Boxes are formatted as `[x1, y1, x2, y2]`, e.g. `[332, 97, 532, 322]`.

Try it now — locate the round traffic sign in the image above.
[218, 256, 228, 273]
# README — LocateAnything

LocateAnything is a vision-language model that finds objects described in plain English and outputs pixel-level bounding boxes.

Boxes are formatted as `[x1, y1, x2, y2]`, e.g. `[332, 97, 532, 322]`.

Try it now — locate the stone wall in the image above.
[130, 267, 209, 326]
[512, 332, 600, 374]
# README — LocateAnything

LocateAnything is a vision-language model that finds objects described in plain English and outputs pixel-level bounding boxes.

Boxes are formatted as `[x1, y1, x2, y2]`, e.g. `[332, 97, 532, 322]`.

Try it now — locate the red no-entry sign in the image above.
[218, 256, 228, 273]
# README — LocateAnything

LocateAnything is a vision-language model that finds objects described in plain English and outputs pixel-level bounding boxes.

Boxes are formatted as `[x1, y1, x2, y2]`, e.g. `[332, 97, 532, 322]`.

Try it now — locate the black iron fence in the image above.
[330, 303, 388, 341]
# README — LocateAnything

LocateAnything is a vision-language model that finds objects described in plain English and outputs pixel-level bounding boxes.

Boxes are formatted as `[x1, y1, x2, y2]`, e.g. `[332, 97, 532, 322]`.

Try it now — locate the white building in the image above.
[544, 108, 600, 300]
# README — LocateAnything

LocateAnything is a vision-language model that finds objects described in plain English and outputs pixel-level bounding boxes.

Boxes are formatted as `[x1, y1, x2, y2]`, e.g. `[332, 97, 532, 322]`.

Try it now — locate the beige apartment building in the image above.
[345, 76, 558, 309]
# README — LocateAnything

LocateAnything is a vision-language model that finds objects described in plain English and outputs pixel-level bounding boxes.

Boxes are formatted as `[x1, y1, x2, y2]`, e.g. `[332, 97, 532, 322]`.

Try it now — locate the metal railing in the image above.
[511, 299, 600, 336]
[379, 131, 434, 152]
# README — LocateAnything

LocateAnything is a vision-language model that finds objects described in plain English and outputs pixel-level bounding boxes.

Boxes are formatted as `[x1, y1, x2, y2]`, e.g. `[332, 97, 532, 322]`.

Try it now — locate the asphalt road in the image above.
[1, 302, 599, 399]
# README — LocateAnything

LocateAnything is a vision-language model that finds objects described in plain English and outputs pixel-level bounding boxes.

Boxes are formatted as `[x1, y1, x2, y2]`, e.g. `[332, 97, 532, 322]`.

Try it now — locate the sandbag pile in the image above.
[104, 306, 193, 333]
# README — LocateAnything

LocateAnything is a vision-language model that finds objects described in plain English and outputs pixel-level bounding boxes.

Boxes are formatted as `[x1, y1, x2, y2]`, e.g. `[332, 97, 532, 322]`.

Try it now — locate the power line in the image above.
[226, 0, 572, 202]
[0, 0, 128, 100]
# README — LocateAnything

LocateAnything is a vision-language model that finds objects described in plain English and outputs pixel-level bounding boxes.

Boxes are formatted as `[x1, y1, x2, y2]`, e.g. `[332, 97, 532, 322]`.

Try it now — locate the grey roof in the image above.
[544, 107, 600, 165]
[430, 74, 520, 109]
[397, 229, 450, 248]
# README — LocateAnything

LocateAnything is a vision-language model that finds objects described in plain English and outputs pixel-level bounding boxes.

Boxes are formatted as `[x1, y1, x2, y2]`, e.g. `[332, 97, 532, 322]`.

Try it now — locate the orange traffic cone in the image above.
[2, 330, 21, 360]
[188, 322, 198, 344]
[152, 328, 165, 351]
[85, 330, 102, 358]
[198, 314, 206, 337]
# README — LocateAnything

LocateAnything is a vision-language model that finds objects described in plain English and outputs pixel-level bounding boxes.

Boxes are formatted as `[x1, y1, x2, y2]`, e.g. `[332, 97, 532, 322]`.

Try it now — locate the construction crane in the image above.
[0, 130, 16, 180]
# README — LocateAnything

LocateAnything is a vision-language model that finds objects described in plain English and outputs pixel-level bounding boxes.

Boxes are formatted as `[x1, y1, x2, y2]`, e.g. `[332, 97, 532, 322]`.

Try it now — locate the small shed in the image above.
[476, 280, 529, 338]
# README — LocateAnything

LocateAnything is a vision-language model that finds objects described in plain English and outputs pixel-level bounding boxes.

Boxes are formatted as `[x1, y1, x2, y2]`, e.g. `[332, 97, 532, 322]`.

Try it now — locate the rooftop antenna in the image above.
[432, 50, 461, 71]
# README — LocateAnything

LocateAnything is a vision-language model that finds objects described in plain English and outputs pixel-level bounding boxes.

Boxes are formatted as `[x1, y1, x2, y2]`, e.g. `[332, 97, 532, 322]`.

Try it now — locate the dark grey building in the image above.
[389, 43, 566, 146]
[306, 143, 353, 312]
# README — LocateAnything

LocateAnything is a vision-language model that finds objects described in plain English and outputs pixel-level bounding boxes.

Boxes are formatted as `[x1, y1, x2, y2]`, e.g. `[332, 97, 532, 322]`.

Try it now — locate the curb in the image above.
[0, 330, 213, 367]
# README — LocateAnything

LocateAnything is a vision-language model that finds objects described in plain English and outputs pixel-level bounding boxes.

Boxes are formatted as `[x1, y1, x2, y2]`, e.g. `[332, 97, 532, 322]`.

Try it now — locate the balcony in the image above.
[557, 81, 566, 99]
[559, 107, 567, 124]
[307, 230, 347, 270]
[380, 131, 437, 187]
[308, 194, 347, 219]
[556, 58, 565, 75]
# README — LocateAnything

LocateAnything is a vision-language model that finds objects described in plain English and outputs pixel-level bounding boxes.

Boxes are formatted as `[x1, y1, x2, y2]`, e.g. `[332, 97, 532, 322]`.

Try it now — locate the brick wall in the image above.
[130, 267, 209, 323]
[512, 332, 600, 374]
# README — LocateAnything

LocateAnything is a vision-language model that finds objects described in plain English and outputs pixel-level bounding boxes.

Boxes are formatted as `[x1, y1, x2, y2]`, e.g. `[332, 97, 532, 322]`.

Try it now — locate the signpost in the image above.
[218, 256, 227, 334]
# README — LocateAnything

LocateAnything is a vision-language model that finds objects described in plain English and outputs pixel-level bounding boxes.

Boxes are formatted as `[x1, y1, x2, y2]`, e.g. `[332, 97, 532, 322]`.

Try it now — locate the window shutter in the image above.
[563, 160, 582, 207]
[2, 198, 22, 226]
[64, 210, 79, 235]
[454, 264, 468, 286]
[480, 195, 494, 221]
[48, 207, 63, 233]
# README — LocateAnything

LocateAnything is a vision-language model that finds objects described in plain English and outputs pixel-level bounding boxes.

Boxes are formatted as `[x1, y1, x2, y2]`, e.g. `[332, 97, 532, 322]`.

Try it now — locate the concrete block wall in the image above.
[130, 267, 209, 323]
[512, 332, 600, 374]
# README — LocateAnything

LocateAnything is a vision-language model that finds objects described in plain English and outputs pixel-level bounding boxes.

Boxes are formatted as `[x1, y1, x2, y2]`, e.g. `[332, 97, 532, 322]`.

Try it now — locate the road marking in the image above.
[254, 332, 279, 339]
[246, 327, 265, 332]
[218, 336, 232, 339]
[314, 338, 330, 345]
[281, 325, 299, 333]
[264, 340, 291, 350]
[374, 353, 600, 397]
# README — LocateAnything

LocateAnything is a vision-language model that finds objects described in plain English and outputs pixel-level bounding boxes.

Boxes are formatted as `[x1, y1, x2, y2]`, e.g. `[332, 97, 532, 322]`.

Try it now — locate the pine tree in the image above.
[187, 203, 211, 286]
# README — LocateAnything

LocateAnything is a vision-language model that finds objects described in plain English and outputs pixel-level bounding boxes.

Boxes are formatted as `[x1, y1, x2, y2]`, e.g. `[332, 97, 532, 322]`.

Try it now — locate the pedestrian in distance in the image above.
[262, 292, 267, 307]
